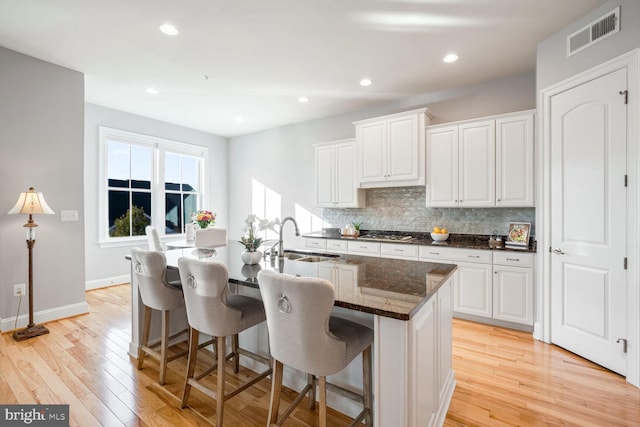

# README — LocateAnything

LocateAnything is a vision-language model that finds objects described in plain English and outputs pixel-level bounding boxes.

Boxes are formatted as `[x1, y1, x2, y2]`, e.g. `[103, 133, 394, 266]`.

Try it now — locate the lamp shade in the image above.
[8, 187, 55, 215]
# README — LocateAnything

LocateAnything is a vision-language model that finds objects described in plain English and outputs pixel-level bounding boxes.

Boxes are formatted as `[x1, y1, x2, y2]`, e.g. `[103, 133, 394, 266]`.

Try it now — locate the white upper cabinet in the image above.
[426, 125, 458, 206]
[426, 110, 535, 208]
[354, 108, 431, 188]
[496, 113, 535, 206]
[459, 120, 495, 207]
[315, 139, 365, 208]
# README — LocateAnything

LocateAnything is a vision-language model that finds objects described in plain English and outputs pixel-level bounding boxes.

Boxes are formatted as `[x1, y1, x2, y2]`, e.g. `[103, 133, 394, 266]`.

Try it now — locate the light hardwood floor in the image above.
[1, 284, 639, 426]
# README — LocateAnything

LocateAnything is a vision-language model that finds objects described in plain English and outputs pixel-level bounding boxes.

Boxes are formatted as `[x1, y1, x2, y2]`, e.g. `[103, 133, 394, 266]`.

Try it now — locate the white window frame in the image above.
[98, 127, 209, 248]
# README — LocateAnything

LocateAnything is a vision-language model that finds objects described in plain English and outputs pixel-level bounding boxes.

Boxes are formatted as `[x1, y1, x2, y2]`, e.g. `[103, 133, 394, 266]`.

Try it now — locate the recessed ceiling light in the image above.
[360, 78, 372, 87]
[146, 87, 159, 95]
[235, 117, 244, 122]
[159, 24, 179, 36]
[298, 96, 309, 103]
[443, 53, 459, 63]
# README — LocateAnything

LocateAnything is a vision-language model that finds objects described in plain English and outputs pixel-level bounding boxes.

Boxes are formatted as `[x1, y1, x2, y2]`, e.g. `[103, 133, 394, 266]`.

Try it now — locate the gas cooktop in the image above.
[358, 234, 415, 243]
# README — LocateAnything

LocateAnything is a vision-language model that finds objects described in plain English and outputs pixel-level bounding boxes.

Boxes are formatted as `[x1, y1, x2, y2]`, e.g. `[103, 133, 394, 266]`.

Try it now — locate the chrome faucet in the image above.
[277, 216, 300, 258]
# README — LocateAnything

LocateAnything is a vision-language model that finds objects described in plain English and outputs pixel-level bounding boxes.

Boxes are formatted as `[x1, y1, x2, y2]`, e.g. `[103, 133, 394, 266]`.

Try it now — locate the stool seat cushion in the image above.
[328, 317, 374, 368]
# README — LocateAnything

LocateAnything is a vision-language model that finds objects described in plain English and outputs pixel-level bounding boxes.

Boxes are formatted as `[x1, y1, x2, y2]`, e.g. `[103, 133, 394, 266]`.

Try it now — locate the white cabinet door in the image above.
[496, 113, 534, 206]
[453, 261, 492, 318]
[459, 120, 495, 207]
[358, 120, 387, 183]
[315, 144, 335, 207]
[315, 139, 364, 208]
[493, 265, 534, 325]
[387, 114, 420, 182]
[426, 126, 458, 207]
[335, 142, 361, 207]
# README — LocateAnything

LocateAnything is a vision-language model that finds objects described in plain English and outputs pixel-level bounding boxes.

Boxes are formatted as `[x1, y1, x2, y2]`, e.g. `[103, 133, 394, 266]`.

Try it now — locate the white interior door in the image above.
[550, 67, 627, 375]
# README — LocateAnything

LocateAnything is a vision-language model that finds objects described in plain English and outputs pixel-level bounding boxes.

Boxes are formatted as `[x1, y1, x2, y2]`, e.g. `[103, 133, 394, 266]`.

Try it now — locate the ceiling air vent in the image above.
[567, 6, 620, 57]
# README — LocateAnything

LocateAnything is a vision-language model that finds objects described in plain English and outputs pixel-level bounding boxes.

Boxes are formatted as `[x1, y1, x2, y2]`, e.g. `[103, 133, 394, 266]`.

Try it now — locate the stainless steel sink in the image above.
[282, 252, 308, 260]
[282, 251, 338, 263]
[295, 256, 330, 263]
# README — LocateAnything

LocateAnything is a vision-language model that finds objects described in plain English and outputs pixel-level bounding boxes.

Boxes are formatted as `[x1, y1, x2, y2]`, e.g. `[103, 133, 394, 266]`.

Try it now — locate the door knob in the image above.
[552, 248, 565, 255]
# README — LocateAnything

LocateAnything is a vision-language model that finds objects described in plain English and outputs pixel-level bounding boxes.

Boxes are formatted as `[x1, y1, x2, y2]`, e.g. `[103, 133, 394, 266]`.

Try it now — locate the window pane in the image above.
[182, 156, 199, 192]
[131, 192, 152, 236]
[108, 141, 130, 188]
[131, 145, 152, 189]
[165, 152, 180, 190]
[108, 190, 130, 236]
[183, 193, 198, 229]
[165, 193, 182, 234]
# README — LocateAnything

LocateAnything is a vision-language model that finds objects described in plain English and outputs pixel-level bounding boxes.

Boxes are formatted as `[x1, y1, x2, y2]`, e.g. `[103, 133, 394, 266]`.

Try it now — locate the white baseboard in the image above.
[86, 275, 129, 291]
[1, 301, 89, 332]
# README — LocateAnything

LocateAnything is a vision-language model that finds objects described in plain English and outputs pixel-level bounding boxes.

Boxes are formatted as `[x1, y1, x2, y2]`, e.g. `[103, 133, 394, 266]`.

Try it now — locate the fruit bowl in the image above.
[430, 232, 450, 242]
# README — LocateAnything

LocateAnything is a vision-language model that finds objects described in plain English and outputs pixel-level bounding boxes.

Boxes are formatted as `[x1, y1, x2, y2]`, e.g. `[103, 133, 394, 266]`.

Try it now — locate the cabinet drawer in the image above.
[419, 246, 458, 261]
[304, 238, 326, 251]
[326, 239, 348, 254]
[493, 251, 534, 267]
[348, 241, 381, 256]
[452, 249, 492, 264]
[381, 243, 419, 260]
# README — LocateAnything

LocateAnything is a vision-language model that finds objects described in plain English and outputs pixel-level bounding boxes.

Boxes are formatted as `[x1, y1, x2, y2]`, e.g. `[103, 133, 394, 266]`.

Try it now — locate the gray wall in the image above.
[537, 0, 640, 91]
[84, 104, 229, 286]
[228, 73, 536, 247]
[0, 46, 85, 328]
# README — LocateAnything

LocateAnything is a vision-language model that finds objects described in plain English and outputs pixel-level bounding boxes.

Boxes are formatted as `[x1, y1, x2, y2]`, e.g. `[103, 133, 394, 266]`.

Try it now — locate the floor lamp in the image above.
[8, 187, 55, 341]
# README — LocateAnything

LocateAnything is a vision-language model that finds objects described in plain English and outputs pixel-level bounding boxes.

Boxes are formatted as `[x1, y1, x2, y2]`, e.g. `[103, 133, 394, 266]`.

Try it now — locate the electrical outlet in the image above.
[14, 284, 25, 297]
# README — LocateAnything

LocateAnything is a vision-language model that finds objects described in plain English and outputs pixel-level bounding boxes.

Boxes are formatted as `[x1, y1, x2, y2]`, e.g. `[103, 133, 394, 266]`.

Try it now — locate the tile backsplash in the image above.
[323, 186, 535, 237]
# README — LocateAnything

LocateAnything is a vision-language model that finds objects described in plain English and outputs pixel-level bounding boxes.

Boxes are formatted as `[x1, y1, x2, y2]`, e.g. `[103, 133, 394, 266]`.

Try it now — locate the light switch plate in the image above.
[60, 210, 78, 222]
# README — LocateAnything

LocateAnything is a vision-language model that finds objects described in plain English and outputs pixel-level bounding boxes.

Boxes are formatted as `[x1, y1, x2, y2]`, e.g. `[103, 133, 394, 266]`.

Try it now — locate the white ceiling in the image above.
[0, 0, 606, 137]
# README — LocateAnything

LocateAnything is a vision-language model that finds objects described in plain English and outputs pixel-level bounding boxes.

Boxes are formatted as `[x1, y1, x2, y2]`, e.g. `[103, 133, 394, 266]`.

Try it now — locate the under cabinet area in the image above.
[354, 108, 431, 188]
[315, 139, 365, 208]
[426, 110, 534, 208]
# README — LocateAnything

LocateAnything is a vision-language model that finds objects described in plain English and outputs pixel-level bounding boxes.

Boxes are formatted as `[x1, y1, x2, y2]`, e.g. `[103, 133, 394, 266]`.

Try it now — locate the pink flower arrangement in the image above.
[192, 210, 216, 229]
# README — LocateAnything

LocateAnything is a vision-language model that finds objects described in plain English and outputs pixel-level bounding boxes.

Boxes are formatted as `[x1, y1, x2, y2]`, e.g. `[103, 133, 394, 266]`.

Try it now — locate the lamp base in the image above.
[12, 324, 49, 341]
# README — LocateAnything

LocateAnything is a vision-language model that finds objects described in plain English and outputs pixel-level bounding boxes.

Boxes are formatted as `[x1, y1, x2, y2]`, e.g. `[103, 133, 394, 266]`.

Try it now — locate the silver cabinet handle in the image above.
[552, 248, 565, 255]
[429, 252, 440, 255]
[468, 255, 480, 258]
[506, 258, 520, 262]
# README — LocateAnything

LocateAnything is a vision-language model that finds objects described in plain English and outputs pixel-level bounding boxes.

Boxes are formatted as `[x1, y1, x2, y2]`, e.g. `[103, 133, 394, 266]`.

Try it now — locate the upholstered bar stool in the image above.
[131, 248, 189, 385]
[257, 270, 374, 427]
[178, 257, 272, 426]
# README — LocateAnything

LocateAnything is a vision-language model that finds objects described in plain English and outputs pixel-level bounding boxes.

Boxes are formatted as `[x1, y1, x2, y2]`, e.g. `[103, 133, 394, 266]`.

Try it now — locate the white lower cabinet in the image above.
[492, 252, 534, 326]
[453, 261, 493, 318]
[420, 246, 534, 329]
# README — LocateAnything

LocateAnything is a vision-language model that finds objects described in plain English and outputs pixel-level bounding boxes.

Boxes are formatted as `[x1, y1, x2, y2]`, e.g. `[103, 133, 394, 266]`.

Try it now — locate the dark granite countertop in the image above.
[159, 242, 457, 321]
[303, 228, 537, 253]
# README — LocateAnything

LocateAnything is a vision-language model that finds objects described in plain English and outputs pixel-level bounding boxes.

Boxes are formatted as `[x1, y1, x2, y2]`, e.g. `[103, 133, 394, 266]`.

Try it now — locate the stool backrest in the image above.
[195, 228, 227, 248]
[178, 257, 241, 336]
[131, 248, 183, 311]
[257, 270, 347, 375]
[145, 226, 163, 251]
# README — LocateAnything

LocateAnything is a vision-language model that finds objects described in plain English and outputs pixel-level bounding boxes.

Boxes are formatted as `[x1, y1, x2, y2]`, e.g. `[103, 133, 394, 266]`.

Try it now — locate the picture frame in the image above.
[505, 222, 531, 248]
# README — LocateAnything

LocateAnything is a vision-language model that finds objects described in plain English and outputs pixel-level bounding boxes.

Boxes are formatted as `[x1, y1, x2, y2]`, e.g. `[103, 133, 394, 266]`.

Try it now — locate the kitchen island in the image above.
[128, 243, 457, 427]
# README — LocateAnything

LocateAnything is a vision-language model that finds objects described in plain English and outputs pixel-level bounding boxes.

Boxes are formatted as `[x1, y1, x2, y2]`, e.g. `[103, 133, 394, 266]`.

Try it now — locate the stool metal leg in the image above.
[159, 310, 170, 385]
[267, 359, 283, 426]
[216, 335, 226, 426]
[137, 305, 152, 369]
[181, 328, 200, 407]
[318, 376, 327, 427]
[363, 345, 373, 425]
